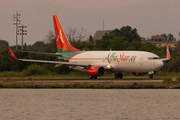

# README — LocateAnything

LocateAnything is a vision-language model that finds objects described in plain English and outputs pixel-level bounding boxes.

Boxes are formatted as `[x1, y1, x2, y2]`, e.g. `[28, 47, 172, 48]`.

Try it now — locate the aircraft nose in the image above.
[156, 60, 164, 70]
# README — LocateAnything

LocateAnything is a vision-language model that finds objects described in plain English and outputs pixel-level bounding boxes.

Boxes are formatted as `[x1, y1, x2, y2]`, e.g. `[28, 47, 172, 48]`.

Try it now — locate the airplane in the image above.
[8, 15, 170, 79]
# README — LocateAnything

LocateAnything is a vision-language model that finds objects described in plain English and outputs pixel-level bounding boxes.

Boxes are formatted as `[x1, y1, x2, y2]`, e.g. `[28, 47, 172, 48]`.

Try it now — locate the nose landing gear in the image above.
[149, 74, 153, 79]
[148, 71, 156, 79]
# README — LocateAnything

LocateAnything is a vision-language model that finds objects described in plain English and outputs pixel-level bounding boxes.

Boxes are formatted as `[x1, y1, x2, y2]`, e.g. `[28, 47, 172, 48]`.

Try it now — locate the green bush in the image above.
[88, 84, 95, 88]
[133, 82, 138, 85]
[145, 84, 154, 88]
[22, 64, 52, 76]
[163, 77, 173, 83]
[0, 71, 22, 77]
[173, 84, 180, 89]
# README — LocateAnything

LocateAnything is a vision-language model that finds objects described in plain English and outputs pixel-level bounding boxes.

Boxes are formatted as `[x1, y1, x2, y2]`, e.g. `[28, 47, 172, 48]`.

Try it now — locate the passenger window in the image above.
[148, 57, 160, 60]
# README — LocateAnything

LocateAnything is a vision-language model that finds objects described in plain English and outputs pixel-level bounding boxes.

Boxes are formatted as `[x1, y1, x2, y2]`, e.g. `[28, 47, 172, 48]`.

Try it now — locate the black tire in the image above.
[149, 75, 153, 79]
[89, 76, 93, 79]
[114, 74, 119, 79]
[89, 76, 97, 79]
[119, 73, 123, 79]
[114, 73, 123, 79]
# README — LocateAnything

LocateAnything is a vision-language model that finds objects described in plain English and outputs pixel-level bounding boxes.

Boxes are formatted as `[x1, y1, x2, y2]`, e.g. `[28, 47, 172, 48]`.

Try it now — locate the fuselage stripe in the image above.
[67, 52, 85, 62]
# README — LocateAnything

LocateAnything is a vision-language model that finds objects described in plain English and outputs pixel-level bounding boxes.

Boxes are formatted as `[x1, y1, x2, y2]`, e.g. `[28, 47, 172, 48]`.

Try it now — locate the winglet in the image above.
[166, 45, 170, 59]
[161, 45, 170, 61]
[8, 46, 18, 60]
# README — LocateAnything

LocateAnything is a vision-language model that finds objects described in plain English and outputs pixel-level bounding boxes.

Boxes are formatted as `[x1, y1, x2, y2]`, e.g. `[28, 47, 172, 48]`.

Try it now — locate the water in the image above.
[0, 89, 180, 120]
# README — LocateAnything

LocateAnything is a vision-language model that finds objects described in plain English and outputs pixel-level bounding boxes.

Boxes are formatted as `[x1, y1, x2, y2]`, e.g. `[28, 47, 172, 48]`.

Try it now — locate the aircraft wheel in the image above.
[149, 75, 153, 79]
[119, 73, 123, 79]
[114, 74, 119, 79]
[89, 76, 93, 79]
[89, 76, 97, 79]
[114, 73, 123, 79]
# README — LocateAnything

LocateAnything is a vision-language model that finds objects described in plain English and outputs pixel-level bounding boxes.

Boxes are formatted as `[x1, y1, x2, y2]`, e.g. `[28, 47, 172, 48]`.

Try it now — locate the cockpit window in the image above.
[148, 57, 160, 60]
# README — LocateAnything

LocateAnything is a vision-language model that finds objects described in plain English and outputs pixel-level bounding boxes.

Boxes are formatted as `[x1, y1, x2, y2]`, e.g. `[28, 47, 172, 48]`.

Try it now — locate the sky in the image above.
[0, 0, 180, 46]
[47, 0, 148, 9]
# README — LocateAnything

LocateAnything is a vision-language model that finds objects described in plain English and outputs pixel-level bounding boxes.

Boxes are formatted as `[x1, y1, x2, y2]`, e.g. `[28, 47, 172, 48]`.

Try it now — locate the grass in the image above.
[1, 70, 180, 89]
[0, 81, 180, 89]
[0, 72, 162, 79]
[0, 71, 180, 80]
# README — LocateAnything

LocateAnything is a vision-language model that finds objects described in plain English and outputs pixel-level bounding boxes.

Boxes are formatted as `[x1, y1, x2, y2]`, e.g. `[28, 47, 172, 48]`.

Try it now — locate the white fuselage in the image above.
[68, 51, 164, 73]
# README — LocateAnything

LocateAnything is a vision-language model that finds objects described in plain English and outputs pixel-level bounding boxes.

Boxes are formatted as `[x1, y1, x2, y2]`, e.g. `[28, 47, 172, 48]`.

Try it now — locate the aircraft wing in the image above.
[8, 46, 113, 70]
[161, 45, 170, 61]
[16, 59, 90, 67]
[8, 46, 89, 67]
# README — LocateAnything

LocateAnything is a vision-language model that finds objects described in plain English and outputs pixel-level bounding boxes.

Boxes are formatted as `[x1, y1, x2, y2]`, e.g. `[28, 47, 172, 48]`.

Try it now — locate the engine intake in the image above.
[87, 66, 105, 76]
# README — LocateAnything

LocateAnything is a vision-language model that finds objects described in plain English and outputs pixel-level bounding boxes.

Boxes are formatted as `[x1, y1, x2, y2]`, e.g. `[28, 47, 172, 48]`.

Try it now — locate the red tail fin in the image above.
[161, 45, 170, 61]
[53, 15, 80, 52]
[166, 45, 170, 59]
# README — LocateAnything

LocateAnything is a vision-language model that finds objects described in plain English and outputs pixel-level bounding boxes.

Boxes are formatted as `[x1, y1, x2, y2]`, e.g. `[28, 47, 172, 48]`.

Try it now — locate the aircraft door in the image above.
[154, 60, 156, 66]
[140, 55, 144, 65]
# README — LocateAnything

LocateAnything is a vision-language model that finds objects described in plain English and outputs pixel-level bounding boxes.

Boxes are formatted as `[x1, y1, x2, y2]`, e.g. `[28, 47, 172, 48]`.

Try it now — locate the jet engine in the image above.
[87, 66, 105, 76]
[132, 72, 148, 76]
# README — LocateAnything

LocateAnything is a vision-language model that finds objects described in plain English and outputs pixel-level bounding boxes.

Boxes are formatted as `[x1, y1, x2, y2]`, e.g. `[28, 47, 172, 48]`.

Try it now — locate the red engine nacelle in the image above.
[87, 66, 105, 76]
[132, 72, 148, 76]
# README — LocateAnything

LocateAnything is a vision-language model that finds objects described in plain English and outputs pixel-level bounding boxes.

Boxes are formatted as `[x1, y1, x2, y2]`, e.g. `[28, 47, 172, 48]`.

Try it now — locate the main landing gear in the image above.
[149, 74, 153, 79]
[89, 76, 97, 79]
[114, 73, 123, 79]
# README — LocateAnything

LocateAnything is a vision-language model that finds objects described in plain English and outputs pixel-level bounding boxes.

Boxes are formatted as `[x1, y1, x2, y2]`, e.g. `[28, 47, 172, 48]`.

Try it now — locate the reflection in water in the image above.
[0, 89, 180, 120]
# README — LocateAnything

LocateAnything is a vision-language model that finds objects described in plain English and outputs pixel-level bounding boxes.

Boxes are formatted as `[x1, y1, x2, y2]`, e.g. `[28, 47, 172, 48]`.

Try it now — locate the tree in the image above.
[131, 40, 142, 50]
[32, 41, 46, 51]
[45, 31, 55, 43]
[0, 48, 29, 71]
[95, 26, 142, 50]
[24, 43, 27, 49]
[73, 41, 97, 51]
[111, 26, 141, 43]
[167, 55, 180, 72]
[65, 27, 89, 44]
[139, 43, 157, 52]
[44, 31, 57, 53]
[175, 42, 180, 53]
[89, 35, 94, 44]
[100, 34, 116, 50]
[24, 31, 57, 53]
[122, 41, 130, 49]
[167, 33, 174, 42]
[0, 40, 9, 52]
[161, 34, 167, 40]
